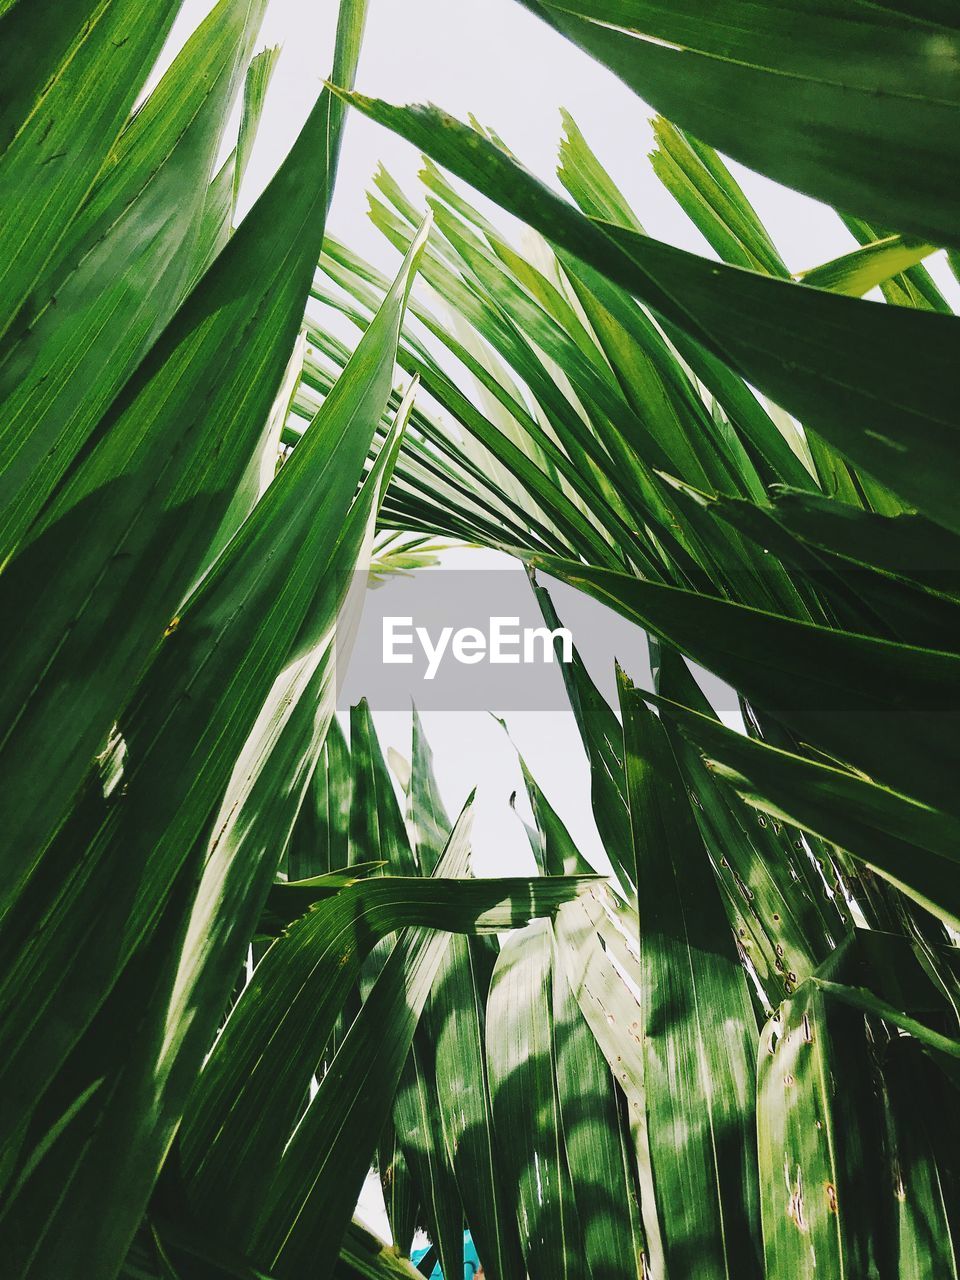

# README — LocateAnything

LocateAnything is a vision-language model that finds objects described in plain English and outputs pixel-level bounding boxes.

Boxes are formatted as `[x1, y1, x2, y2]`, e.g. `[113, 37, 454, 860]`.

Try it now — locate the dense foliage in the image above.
[1, 2, 958, 1278]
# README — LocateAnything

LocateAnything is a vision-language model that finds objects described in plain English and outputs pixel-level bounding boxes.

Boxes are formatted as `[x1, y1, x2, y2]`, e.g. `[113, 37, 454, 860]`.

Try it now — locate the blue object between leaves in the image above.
[411, 1228, 480, 1278]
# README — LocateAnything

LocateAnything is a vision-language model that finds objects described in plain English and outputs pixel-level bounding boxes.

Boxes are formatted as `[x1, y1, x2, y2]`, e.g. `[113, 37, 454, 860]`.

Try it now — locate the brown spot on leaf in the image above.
[788, 1170, 806, 1231]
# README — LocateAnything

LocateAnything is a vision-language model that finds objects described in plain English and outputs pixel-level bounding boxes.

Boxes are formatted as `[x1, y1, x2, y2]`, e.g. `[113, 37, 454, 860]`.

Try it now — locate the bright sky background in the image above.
[155, 0, 958, 1242]
[157, 0, 864, 886]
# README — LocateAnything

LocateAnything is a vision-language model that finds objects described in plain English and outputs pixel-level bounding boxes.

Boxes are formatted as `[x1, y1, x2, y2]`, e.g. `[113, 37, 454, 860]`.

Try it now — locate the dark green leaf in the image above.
[517, 0, 960, 247]
[618, 668, 761, 1279]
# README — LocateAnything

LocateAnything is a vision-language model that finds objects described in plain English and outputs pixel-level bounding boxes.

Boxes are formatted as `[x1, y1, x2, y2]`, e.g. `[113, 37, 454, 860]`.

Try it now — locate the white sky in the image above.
[155, 0, 959, 1245]
[230, 0, 844, 886]
[160, 0, 870, 269]
[156, 0, 960, 886]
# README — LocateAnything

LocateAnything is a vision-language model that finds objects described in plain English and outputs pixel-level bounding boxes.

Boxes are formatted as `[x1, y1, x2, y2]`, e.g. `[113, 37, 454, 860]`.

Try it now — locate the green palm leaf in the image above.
[330, 91, 960, 534]
[619, 668, 761, 1279]
[487, 920, 587, 1280]
[515, 0, 960, 246]
[0, 2, 371, 905]
[0, 0, 183, 341]
[0, 0, 268, 556]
